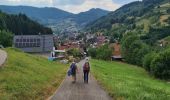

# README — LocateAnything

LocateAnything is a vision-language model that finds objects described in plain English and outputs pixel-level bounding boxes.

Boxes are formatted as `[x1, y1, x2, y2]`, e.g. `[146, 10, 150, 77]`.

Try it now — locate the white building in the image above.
[13, 35, 54, 52]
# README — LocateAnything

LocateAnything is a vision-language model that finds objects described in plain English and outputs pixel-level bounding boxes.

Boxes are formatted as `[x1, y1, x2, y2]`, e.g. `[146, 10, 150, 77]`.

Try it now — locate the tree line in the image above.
[0, 11, 53, 47]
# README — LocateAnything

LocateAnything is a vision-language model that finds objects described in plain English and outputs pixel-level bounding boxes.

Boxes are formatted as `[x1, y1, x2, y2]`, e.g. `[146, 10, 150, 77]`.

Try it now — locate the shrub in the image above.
[121, 33, 139, 64]
[88, 44, 112, 60]
[150, 49, 170, 80]
[0, 30, 13, 47]
[121, 33, 150, 66]
[88, 48, 97, 58]
[67, 48, 82, 58]
[143, 52, 157, 72]
[96, 44, 112, 60]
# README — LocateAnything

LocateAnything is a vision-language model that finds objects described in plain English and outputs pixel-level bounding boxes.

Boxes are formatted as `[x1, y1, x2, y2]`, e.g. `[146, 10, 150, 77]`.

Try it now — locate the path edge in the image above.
[0, 49, 8, 68]
[46, 70, 68, 100]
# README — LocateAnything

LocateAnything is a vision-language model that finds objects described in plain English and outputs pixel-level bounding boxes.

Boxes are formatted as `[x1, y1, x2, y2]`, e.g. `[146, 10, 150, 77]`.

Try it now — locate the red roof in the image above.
[58, 43, 79, 50]
[58, 46, 69, 50]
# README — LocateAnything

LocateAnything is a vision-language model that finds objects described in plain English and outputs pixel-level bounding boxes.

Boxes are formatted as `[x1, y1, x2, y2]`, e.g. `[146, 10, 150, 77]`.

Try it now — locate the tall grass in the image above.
[0, 48, 68, 100]
[91, 59, 170, 100]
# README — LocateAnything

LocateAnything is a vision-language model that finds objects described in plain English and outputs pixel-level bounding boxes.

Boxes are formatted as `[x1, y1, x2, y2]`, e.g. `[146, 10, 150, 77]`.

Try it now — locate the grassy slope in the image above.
[91, 59, 170, 100]
[0, 48, 68, 100]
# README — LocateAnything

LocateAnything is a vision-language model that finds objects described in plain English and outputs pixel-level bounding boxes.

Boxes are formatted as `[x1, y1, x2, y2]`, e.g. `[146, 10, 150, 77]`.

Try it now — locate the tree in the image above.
[121, 33, 139, 63]
[143, 52, 157, 72]
[151, 48, 170, 80]
[121, 33, 150, 66]
[88, 48, 97, 58]
[0, 30, 13, 47]
[96, 44, 112, 60]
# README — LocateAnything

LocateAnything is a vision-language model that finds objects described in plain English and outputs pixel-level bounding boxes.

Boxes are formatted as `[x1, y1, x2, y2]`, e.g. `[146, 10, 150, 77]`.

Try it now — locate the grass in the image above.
[164, 36, 170, 41]
[0, 48, 68, 100]
[91, 59, 170, 100]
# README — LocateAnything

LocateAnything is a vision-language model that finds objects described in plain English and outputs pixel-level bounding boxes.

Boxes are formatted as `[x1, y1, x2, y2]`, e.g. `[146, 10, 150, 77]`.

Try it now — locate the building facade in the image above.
[13, 35, 54, 52]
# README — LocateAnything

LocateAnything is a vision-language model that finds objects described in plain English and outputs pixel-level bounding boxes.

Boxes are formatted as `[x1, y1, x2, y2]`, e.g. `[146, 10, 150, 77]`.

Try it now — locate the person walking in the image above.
[83, 59, 90, 83]
[68, 59, 78, 83]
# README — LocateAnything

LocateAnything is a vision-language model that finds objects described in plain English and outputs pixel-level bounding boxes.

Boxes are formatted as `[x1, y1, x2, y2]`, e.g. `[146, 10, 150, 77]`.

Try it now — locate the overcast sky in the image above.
[0, 0, 140, 13]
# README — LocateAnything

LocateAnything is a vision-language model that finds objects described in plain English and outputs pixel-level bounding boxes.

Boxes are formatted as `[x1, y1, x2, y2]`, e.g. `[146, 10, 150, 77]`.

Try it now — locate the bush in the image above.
[88, 48, 97, 58]
[96, 44, 112, 60]
[67, 48, 82, 58]
[129, 40, 150, 66]
[121, 34, 139, 63]
[88, 44, 112, 60]
[143, 52, 157, 72]
[121, 33, 150, 66]
[0, 30, 13, 47]
[150, 49, 170, 80]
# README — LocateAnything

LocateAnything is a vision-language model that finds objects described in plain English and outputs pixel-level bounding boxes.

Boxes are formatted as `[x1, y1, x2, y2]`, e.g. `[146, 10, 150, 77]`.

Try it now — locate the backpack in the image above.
[67, 69, 72, 76]
[70, 63, 76, 74]
[83, 62, 90, 71]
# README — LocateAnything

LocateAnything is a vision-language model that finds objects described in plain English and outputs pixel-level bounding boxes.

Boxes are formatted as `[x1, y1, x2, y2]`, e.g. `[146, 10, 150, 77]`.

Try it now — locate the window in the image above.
[19, 43, 22, 47]
[16, 39, 19, 42]
[27, 39, 29, 42]
[19, 39, 22, 42]
[15, 37, 41, 48]
[34, 39, 36, 42]
[23, 39, 26, 42]
[30, 39, 33, 42]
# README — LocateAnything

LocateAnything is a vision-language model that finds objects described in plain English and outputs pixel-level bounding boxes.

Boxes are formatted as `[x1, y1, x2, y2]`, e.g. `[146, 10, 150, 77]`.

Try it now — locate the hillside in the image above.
[0, 5, 73, 25]
[91, 59, 170, 100]
[0, 48, 67, 99]
[73, 8, 109, 27]
[0, 5, 109, 34]
[85, 0, 170, 44]
[0, 11, 52, 35]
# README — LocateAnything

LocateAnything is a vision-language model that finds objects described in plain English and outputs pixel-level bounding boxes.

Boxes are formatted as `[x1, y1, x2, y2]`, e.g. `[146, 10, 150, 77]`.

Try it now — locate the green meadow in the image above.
[91, 59, 170, 100]
[0, 48, 68, 100]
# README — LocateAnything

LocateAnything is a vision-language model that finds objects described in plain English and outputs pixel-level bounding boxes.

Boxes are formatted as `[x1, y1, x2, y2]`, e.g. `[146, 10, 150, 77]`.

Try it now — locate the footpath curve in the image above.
[0, 49, 7, 67]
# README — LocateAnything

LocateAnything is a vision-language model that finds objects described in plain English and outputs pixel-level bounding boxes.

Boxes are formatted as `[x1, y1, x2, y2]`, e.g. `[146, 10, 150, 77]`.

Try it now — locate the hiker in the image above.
[69, 59, 78, 83]
[83, 59, 90, 83]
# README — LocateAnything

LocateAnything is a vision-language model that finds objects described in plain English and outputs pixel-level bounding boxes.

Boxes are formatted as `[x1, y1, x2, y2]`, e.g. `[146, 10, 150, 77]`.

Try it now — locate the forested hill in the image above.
[0, 11, 52, 35]
[0, 5, 109, 34]
[73, 8, 109, 26]
[0, 5, 73, 25]
[85, 0, 170, 41]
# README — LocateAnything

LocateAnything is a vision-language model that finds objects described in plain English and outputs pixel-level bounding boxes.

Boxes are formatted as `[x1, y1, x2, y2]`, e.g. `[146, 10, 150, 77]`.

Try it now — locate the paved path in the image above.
[50, 59, 112, 100]
[0, 49, 7, 67]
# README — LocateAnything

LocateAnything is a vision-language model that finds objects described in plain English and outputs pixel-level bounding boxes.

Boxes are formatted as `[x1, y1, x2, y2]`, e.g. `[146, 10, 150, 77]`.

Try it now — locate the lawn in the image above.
[0, 48, 68, 100]
[91, 59, 170, 100]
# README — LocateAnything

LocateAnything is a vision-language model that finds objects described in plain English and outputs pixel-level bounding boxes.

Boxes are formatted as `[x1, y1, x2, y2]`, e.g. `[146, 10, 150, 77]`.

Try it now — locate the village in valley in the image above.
[12, 31, 122, 63]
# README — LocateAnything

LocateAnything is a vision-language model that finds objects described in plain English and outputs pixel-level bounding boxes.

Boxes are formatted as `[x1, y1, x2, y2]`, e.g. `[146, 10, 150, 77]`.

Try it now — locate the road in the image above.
[50, 59, 112, 100]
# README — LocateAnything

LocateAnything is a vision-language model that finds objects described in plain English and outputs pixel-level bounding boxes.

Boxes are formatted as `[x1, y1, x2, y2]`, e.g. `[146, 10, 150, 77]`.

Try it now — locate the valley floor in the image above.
[91, 59, 170, 100]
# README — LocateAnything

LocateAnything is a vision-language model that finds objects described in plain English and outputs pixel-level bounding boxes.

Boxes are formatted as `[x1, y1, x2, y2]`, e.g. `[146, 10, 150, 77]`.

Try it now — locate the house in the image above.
[13, 35, 54, 52]
[110, 43, 122, 60]
[96, 36, 106, 47]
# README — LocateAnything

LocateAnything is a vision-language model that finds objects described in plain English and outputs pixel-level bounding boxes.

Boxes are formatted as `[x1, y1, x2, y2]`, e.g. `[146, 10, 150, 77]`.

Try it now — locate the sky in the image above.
[0, 0, 140, 13]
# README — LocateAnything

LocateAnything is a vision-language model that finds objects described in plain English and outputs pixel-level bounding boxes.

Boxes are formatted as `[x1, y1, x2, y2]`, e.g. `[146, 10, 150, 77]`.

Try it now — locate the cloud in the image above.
[55, 0, 121, 13]
[53, 0, 85, 5]
[0, 0, 139, 13]
[112, 0, 141, 4]
[0, 0, 53, 7]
